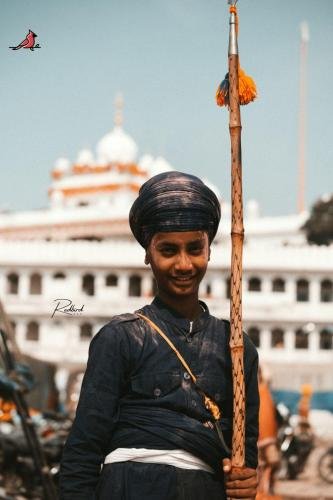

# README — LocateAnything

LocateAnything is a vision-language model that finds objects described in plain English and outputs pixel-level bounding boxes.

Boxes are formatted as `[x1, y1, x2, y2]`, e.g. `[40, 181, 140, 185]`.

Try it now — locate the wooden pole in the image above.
[227, 2, 246, 468]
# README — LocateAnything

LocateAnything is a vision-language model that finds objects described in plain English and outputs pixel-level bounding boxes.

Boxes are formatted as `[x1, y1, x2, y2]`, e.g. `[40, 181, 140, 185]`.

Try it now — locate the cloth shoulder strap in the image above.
[136, 312, 221, 421]
[136, 312, 196, 383]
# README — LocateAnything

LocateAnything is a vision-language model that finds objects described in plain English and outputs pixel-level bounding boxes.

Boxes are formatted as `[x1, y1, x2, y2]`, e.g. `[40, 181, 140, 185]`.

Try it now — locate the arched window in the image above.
[80, 323, 93, 341]
[319, 328, 332, 350]
[105, 274, 118, 287]
[295, 328, 308, 349]
[226, 277, 231, 299]
[272, 278, 285, 293]
[82, 274, 95, 296]
[296, 279, 309, 302]
[248, 277, 261, 292]
[10, 321, 16, 334]
[7, 273, 19, 294]
[247, 327, 260, 348]
[53, 272, 66, 279]
[271, 328, 285, 348]
[129, 275, 142, 297]
[30, 273, 42, 295]
[26, 321, 39, 341]
[320, 280, 333, 303]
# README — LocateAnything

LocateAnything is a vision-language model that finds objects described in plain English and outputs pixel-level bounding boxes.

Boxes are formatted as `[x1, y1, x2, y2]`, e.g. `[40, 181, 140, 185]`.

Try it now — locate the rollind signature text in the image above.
[51, 299, 84, 318]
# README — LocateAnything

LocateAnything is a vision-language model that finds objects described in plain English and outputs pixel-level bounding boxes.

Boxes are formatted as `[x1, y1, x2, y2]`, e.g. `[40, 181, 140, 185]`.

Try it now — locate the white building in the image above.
[0, 102, 332, 409]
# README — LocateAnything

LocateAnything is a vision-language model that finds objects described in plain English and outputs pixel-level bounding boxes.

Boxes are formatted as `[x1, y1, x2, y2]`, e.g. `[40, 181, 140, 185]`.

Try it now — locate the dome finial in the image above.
[114, 92, 124, 127]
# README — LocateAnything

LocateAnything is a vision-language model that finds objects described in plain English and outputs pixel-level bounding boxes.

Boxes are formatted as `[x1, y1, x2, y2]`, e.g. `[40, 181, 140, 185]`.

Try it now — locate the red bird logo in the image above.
[9, 29, 41, 51]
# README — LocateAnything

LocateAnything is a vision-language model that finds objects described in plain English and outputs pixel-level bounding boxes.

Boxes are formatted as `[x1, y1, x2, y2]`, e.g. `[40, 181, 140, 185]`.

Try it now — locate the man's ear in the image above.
[144, 251, 150, 265]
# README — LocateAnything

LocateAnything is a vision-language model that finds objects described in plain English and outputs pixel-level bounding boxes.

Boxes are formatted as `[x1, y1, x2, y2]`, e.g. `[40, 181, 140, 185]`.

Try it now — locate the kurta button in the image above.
[191, 399, 197, 407]
[183, 372, 191, 380]
[154, 388, 161, 397]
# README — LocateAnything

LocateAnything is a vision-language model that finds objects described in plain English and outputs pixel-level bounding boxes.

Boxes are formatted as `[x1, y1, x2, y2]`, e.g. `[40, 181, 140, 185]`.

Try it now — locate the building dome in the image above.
[202, 178, 221, 200]
[52, 157, 71, 179]
[246, 199, 260, 219]
[96, 126, 138, 165]
[54, 157, 71, 173]
[76, 149, 94, 165]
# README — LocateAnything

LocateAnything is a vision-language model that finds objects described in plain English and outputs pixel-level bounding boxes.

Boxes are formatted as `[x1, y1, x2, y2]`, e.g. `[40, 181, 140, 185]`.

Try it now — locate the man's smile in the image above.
[171, 275, 196, 283]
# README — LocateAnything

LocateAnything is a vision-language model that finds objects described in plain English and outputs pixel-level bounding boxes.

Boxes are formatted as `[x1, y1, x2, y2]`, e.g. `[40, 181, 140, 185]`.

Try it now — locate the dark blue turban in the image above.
[129, 171, 221, 248]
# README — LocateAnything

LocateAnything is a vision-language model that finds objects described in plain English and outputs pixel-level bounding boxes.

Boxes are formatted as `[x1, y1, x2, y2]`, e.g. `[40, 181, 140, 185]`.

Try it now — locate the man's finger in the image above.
[226, 488, 256, 499]
[227, 498, 255, 500]
[227, 467, 257, 481]
[225, 476, 258, 489]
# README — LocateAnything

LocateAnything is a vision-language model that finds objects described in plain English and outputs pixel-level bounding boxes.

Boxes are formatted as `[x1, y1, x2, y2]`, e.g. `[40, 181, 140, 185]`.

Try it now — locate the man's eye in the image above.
[189, 247, 203, 254]
[160, 248, 176, 256]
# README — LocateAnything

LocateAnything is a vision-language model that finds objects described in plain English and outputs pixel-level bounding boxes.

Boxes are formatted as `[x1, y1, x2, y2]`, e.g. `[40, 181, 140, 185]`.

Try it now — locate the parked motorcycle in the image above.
[318, 446, 333, 484]
[276, 402, 314, 480]
[0, 412, 71, 498]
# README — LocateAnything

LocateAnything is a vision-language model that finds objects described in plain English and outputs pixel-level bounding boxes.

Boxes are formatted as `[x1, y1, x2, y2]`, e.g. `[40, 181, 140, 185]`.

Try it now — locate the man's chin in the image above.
[169, 282, 198, 296]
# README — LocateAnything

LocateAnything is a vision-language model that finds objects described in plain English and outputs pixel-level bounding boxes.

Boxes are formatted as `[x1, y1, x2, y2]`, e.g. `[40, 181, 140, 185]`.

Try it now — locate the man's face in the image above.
[146, 231, 210, 299]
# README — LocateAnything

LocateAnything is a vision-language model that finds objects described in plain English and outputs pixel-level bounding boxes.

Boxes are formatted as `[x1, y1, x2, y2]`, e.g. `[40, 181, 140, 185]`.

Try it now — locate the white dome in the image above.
[54, 157, 71, 172]
[202, 178, 221, 200]
[76, 149, 94, 165]
[246, 199, 260, 219]
[148, 156, 174, 177]
[220, 200, 231, 218]
[96, 126, 138, 164]
[138, 154, 154, 171]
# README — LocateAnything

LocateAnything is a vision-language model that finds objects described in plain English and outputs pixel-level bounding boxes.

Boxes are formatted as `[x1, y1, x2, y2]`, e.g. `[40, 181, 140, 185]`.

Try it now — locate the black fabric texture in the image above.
[129, 171, 221, 248]
[95, 462, 227, 500]
[59, 297, 259, 499]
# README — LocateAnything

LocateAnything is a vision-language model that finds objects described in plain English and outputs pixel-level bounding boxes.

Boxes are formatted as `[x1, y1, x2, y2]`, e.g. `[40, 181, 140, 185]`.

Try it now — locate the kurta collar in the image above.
[150, 295, 210, 334]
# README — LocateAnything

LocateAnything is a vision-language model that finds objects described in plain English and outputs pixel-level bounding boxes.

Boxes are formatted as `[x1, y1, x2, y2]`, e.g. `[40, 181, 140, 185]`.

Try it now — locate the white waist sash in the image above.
[104, 447, 214, 474]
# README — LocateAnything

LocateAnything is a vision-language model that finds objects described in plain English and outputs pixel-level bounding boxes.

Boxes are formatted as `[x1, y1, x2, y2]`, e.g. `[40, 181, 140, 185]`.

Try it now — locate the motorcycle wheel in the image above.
[318, 450, 333, 484]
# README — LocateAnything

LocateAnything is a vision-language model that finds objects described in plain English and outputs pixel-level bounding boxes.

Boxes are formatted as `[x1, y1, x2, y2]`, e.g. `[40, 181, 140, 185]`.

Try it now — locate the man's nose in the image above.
[174, 251, 193, 272]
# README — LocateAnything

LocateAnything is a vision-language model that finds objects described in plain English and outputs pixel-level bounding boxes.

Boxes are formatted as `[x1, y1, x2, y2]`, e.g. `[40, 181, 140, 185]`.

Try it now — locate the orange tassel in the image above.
[216, 67, 257, 107]
[238, 68, 257, 105]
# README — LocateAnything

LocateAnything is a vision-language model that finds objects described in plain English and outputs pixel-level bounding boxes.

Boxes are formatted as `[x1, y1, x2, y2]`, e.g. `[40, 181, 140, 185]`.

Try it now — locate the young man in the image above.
[60, 171, 259, 499]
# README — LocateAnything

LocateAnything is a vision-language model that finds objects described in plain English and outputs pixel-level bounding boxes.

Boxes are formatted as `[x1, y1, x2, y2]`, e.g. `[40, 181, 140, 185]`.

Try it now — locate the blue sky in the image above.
[1, 0, 332, 215]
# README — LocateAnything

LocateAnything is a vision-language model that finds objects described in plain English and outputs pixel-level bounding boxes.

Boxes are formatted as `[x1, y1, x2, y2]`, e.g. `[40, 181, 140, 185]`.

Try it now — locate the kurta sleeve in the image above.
[244, 337, 259, 469]
[59, 322, 130, 499]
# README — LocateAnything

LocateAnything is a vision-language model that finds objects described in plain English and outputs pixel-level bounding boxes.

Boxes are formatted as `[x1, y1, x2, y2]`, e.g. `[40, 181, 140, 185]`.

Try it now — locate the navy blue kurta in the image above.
[60, 297, 259, 499]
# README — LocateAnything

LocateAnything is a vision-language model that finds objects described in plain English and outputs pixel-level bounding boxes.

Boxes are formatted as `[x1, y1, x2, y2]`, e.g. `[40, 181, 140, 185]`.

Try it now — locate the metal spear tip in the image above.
[228, 0, 238, 6]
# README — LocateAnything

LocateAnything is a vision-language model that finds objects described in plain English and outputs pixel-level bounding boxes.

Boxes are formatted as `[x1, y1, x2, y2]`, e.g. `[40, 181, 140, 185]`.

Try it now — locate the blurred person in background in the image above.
[257, 365, 281, 498]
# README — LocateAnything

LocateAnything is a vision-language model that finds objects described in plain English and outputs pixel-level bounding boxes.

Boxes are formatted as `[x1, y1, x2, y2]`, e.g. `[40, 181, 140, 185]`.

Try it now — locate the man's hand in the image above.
[222, 458, 258, 500]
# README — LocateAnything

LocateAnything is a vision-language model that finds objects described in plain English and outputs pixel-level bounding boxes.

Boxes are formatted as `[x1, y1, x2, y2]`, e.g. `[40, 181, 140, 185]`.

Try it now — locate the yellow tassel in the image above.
[204, 395, 221, 421]
[216, 67, 257, 107]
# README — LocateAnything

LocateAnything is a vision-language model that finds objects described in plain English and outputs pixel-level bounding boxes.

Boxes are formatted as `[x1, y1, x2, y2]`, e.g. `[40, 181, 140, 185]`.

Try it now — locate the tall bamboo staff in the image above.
[216, 0, 256, 468]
